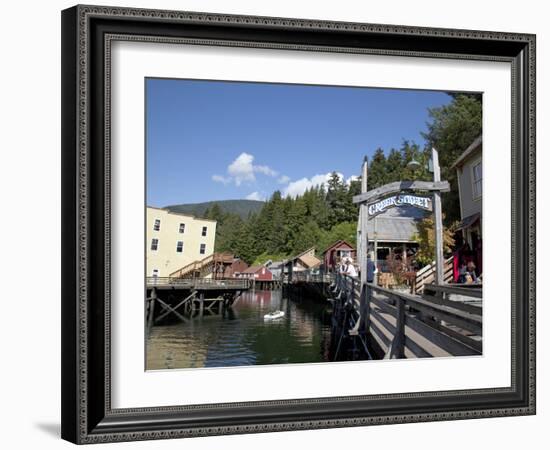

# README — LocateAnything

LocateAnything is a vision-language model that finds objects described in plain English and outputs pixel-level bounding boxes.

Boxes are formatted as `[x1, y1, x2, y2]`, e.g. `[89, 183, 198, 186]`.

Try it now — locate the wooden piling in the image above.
[199, 292, 205, 316]
[147, 288, 157, 335]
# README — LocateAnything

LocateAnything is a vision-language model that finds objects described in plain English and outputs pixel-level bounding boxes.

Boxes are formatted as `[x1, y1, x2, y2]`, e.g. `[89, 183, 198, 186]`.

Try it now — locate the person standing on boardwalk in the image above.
[344, 257, 358, 277]
[337, 257, 346, 275]
[366, 253, 377, 283]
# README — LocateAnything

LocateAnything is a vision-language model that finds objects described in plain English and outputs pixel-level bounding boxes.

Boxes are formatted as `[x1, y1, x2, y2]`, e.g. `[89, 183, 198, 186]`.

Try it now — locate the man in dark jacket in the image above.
[366, 253, 376, 283]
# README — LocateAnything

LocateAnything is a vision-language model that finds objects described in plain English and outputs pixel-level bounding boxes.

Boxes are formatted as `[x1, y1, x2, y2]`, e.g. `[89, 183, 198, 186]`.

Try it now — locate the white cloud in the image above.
[219, 152, 278, 186]
[245, 191, 264, 201]
[282, 172, 344, 198]
[277, 175, 291, 184]
[346, 175, 360, 185]
[255, 165, 278, 177]
[212, 174, 231, 184]
[227, 152, 255, 186]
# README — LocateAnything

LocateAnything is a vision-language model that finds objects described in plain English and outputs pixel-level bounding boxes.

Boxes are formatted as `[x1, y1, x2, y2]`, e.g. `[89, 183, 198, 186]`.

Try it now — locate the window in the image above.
[200, 243, 206, 254]
[153, 219, 161, 231]
[152, 269, 159, 277]
[179, 223, 185, 234]
[150, 238, 159, 251]
[176, 241, 184, 253]
[202, 226, 207, 237]
[472, 161, 482, 199]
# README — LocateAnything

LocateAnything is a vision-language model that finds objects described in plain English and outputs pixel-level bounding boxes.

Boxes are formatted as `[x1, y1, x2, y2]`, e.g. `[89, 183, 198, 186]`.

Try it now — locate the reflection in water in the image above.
[146, 289, 333, 370]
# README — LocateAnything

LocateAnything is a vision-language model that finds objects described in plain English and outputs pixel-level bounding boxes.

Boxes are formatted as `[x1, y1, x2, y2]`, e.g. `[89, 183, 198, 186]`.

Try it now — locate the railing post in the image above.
[365, 283, 372, 333]
[345, 276, 351, 306]
[392, 296, 405, 359]
[147, 287, 157, 336]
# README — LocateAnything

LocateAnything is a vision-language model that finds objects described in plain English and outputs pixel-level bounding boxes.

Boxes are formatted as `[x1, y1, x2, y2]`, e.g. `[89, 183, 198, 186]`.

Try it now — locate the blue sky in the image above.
[146, 78, 451, 206]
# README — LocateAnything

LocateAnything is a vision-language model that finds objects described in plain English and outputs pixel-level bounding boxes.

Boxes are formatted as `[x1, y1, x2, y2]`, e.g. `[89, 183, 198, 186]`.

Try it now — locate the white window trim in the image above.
[202, 226, 207, 237]
[179, 223, 185, 234]
[200, 243, 206, 254]
[470, 158, 482, 201]
[176, 241, 184, 253]
[153, 218, 161, 231]
[151, 238, 159, 251]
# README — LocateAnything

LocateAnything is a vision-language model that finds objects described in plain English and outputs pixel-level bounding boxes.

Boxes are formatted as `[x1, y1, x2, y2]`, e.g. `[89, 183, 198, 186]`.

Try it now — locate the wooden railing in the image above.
[414, 256, 454, 293]
[333, 272, 482, 359]
[169, 256, 213, 279]
[291, 271, 334, 284]
[147, 277, 251, 290]
[169, 252, 234, 279]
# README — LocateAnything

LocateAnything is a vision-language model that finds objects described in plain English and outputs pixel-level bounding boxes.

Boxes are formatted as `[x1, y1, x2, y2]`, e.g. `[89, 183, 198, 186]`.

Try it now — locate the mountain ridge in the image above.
[163, 199, 264, 220]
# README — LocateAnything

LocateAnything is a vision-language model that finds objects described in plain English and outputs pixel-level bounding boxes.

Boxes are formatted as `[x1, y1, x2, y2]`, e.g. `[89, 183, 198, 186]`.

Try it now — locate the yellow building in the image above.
[146, 207, 217, 277]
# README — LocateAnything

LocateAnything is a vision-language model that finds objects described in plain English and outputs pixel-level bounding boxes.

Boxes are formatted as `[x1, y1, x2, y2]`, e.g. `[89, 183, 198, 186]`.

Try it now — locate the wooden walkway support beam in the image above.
[155, 290, 197, 323]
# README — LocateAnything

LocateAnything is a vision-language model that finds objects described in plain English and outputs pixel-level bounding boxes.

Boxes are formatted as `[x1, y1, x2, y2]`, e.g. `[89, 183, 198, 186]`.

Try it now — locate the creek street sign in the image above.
[367, 194, 432, 218]
[353, 180, 450, 205]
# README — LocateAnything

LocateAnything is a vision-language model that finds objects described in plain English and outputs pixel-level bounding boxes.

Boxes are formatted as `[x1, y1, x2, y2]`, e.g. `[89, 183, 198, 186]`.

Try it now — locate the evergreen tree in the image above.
[385, 148, 404, 183]
[367, 148, 388, 190]
[422, 94, 482, 223]
[204, 202, 224, 222]
[326, 172, 349, 227]
[216, 213, 244, 253]
[343, 178, 360, 223]
[400, 141, 432, 182]
[284, 196, 307, 254]
[292, 221, 324, 255]
[232, 213, 258, 264]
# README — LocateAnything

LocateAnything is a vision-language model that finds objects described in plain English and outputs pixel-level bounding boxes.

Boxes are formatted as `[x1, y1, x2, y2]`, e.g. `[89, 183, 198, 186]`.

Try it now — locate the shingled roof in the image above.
[451, 135, 482, 169]
[366, 204, 428, 243]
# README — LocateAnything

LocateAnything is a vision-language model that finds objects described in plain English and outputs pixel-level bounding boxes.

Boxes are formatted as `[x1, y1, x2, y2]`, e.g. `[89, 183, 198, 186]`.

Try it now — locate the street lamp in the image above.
[407, 157, 436, 174]
[406, 159, 422, 171]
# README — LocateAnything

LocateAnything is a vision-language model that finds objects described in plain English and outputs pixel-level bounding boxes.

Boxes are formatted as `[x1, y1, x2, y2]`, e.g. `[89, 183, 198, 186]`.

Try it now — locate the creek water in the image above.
[146, 289, 334, 370]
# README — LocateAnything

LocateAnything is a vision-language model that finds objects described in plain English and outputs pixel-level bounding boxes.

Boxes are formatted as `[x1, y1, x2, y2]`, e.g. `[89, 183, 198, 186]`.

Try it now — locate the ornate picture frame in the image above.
[61, 5, 536, 444]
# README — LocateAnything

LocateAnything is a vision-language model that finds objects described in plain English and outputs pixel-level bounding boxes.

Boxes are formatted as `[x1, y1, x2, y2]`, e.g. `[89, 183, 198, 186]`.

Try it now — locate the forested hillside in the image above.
[164, 199, 264, 220]
[179, 94, 482, 265]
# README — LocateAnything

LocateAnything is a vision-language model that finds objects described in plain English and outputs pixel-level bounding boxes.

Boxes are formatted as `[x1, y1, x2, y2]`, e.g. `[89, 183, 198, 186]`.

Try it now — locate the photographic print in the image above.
[61, 7, 535, 442]
[145, 78, 483, 370]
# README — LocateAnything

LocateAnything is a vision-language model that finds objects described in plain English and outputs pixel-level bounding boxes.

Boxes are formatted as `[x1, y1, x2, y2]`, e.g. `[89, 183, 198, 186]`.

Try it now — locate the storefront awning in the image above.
[456, 213, 480, 230]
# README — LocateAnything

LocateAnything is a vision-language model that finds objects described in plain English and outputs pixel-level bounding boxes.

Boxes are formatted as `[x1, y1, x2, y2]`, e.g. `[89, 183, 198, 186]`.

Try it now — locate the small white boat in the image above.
[264, 310, 285, 320]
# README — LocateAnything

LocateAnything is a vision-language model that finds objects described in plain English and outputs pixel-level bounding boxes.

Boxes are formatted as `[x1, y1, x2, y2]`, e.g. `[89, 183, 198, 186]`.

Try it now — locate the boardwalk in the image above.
[145, 277, 251, 334]
[146, 276, 250, 290]
[146, 270, 482, 361]
[328, 273, 482, 359]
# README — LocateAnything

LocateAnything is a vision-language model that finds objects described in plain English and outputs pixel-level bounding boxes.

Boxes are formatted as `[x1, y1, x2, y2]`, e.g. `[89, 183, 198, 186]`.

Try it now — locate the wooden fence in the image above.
[414, 256, 454, 293]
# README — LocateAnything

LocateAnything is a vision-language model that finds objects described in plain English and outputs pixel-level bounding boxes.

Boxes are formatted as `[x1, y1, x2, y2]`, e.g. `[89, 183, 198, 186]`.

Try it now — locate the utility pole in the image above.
[432, 148, 444, 285]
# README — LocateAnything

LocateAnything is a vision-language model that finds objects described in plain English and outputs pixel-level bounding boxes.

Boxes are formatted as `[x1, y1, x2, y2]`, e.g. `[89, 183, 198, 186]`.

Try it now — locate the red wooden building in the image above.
[224, 258, 249, 278]
[322, 240, 356, 272]
[239, 265, 273, 281]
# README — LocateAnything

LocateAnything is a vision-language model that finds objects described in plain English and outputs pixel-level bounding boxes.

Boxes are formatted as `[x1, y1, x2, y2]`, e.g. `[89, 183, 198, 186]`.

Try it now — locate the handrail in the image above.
[147, 277, 250, 289]
[169, 252, 235, 278]
[423, 283, 482, 299]
[291, 270, 334, 284]
[332, 272, 482, 358]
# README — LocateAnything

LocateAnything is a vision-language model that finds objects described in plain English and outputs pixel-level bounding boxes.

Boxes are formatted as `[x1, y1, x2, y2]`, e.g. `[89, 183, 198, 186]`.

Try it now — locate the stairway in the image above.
[169, 252, 234, 279]
[414, 256, 453, 293]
